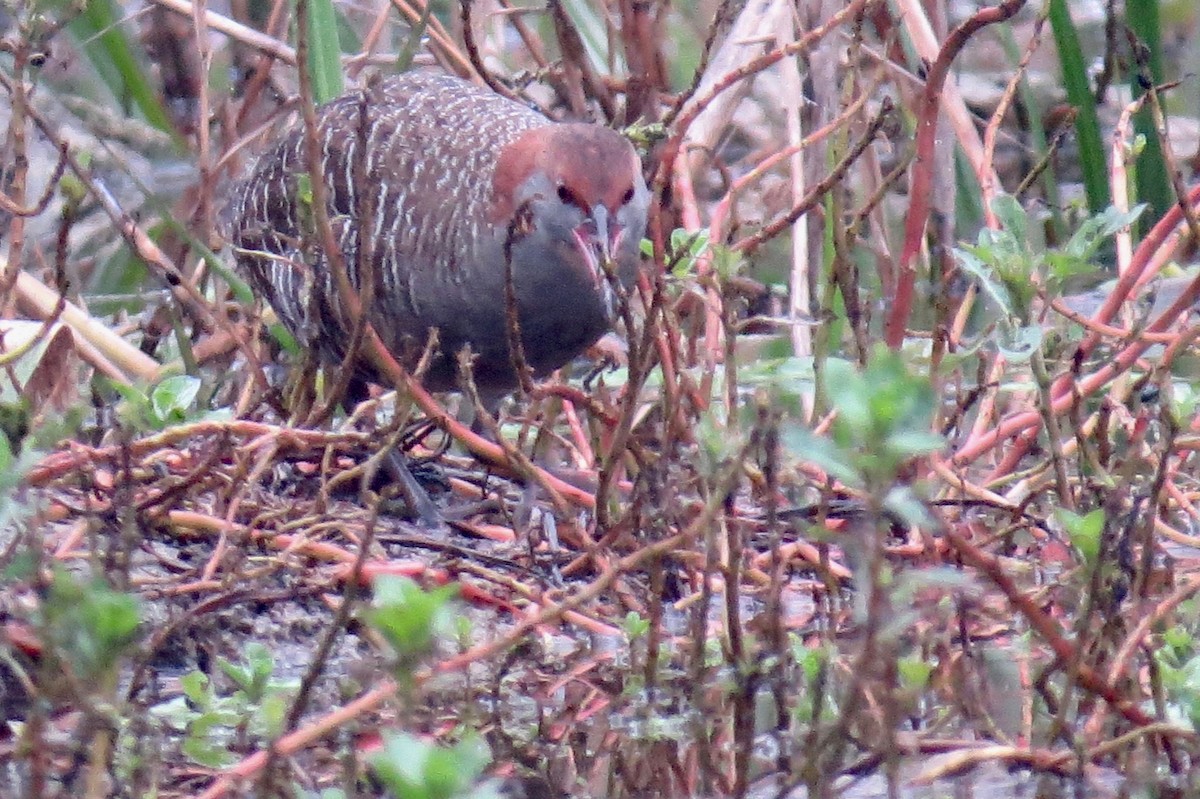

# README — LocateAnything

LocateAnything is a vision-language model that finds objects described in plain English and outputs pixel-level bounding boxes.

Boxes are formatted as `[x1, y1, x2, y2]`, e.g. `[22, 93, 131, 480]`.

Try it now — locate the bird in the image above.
[224, 70, 650, 405]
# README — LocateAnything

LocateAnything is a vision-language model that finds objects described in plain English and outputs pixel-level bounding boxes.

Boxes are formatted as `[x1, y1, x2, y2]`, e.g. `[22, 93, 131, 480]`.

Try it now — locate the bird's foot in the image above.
[382, 449, 447, 530]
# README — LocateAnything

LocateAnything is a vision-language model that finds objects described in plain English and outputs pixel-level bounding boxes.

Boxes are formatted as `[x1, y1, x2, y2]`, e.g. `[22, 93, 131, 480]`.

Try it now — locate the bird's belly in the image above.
[373, 273, 610, 393]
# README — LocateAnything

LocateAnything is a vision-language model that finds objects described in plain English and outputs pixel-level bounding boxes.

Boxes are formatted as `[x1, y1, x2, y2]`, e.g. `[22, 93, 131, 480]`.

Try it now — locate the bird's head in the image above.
[492, 123, 649, 315]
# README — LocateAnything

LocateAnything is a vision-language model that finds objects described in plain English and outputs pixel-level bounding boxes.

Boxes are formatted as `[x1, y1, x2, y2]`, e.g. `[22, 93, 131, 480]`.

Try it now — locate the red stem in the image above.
[884, 0, 1026, 348]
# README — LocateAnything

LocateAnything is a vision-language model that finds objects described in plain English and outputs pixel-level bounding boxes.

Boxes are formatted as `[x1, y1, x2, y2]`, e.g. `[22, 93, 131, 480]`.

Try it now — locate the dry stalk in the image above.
[732, 97, 897, 256]
[149, 0, 297, 63]
[459, 0, 519, 101]
[306, 81, 383, 428]
[458, 350, 568, 517]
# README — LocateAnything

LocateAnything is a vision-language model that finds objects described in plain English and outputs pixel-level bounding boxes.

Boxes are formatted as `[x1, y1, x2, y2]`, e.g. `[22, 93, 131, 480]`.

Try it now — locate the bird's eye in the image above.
[557, 185, 582, 207]
[621, 187, 635, 205]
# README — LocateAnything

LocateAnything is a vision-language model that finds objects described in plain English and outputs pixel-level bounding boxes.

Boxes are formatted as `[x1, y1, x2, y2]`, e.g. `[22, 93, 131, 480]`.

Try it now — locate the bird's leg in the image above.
[467, 387, 509, 436]
[381, 448, 444, 529]
[345, 378, 445, 529]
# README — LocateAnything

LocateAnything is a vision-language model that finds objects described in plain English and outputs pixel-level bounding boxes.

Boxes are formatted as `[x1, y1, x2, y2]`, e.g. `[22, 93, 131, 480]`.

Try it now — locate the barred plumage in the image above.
[225, 71, 649, 395]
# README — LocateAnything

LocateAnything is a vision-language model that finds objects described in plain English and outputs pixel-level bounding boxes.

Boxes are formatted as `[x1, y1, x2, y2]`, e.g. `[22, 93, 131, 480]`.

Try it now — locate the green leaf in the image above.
[823, 358, 870, 438]
[779, 427, 862, 488]
[83, 588, 140, 657]
[667, 228, 711, 277]
[623, 612, 650, 640]
[180, 670, 211, 706]
[898, 656, 933, 690]
[183, 735, 236, 768]
[1077, 207, 1132, 257]
[790, 638, 829, 683]
[150, 375, 202, 424]
[996, 325, 1043, 364]
[269, 322, 300, 355]
[1164, 625, 1193, 653]
[1168, 382, 1199, 426]
[366, 576, 459, 665]
[1043, 250, 1099, 283]
[955, 247, 1016, 320]
[219, 642, 275, 701]
[43, 571, 141, 679]
[1047, 0, 1110, 213]
[990, 194, 1028, 256]
[258, 692, 288, 737]
[369, 732, 492, 799]
[1055, 507, 1105, 566]
[304, 0, 344, 104]
[1093, 204, 1146, 238]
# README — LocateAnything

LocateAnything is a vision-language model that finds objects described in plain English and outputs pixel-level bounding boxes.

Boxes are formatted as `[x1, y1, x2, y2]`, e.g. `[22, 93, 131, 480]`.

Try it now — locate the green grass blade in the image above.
[68, 0, 179, 142]
[1127, 0, 1172, 224]
[1047, 0, 1109, 213]
[304, 0, 344, 104]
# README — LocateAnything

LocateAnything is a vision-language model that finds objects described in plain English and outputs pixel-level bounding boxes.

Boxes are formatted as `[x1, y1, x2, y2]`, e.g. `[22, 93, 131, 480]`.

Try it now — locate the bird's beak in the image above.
[591, 205, 614, 266]
[571, 207, 625, 318]
[573, 206, 624, 285]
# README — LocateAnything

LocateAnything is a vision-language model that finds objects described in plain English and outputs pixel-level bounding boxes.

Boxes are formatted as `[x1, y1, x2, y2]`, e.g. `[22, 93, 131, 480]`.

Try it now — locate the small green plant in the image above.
[0, 428, 38, 532]
[788, 346, 942, 508]
[111, 374, 229, 431]
[34, 567, 142, 684]
[370, 732, 500, 799]
[365, 576, 460, 677]
[665, 228, 711, 277]
[1054, 507, 1105, 567]
[153, 643, 297, 768]
[788, 637, 835, 724]
[622, 611, 651, 641]
[359, 579, 504, 798]
[954, 194, 1143, 359]
[1155, 614, 1200, 732]
[642, 227, 742, 279]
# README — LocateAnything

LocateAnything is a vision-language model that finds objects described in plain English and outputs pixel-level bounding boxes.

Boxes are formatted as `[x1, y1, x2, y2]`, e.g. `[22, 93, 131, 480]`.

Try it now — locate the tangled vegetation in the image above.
[2, 0, 1200, 797]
